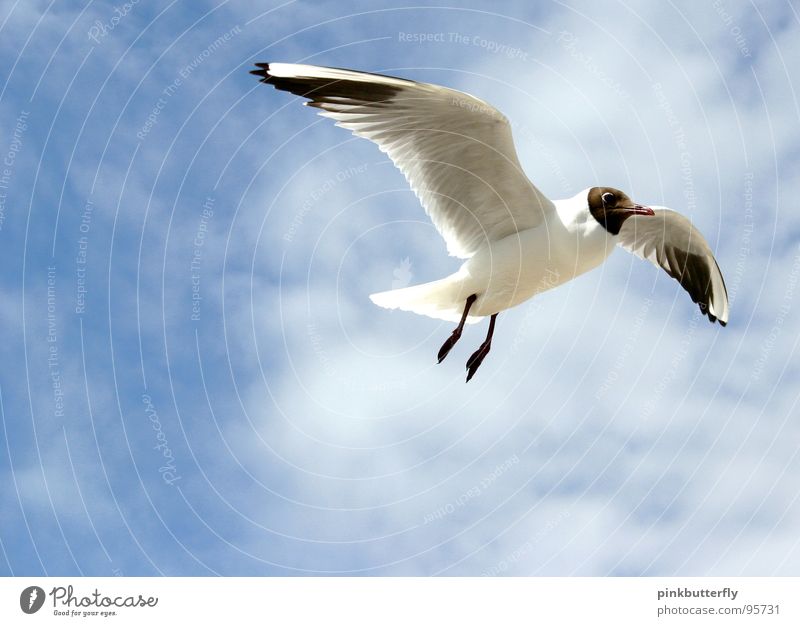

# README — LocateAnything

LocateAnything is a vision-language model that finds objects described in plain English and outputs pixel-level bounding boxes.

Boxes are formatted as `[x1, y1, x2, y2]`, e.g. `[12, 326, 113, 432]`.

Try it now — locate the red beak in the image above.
[623, 204, 655, 217]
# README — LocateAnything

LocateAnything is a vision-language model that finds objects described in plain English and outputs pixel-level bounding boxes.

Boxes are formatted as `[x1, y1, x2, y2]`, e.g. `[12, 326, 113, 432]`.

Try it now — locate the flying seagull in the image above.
[251, 63, 729, 381]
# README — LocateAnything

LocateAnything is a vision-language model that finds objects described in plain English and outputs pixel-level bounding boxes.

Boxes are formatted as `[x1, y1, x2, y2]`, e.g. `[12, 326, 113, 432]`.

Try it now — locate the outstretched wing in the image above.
[251, 63, 553, 258]
[617, 207, 729, 325]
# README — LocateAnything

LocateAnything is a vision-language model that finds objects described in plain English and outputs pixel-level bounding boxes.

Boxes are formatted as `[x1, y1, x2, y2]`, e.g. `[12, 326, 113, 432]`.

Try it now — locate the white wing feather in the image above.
[254, 63, 553, 258]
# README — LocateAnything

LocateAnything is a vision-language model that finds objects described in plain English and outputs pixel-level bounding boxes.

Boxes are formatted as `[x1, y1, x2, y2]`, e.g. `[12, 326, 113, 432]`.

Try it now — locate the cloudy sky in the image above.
[0, 0, 798, 576]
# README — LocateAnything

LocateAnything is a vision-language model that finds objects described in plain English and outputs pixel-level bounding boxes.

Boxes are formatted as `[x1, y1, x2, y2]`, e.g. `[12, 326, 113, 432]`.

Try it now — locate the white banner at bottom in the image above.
[1, 577, 796, 625]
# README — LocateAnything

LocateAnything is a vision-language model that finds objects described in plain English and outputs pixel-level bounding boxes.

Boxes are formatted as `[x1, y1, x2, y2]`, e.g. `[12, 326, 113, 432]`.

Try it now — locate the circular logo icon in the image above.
[20, 586, 46, 614]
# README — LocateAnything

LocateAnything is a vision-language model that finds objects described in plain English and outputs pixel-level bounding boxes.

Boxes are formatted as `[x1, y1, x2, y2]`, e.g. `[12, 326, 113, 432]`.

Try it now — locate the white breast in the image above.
[460, 195, 616, 316]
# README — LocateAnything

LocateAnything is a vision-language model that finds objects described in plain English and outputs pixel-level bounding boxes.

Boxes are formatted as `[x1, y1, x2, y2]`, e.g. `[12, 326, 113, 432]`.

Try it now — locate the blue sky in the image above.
[0, 0, 798, 575]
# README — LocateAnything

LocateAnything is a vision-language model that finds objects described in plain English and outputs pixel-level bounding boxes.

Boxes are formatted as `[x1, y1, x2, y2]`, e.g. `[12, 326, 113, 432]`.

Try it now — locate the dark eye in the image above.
[601, 192, 615, 206]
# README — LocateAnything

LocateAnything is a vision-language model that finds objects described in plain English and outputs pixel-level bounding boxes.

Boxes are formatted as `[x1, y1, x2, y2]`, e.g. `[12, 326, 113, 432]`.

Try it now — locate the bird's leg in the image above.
[466, 313, 497, 382]
[437, 294, 477, 363]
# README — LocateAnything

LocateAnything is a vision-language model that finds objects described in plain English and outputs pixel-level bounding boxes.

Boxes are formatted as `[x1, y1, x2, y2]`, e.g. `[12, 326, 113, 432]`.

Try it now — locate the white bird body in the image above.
[371, 189, 616, 322]
[251, 62, 729, 380]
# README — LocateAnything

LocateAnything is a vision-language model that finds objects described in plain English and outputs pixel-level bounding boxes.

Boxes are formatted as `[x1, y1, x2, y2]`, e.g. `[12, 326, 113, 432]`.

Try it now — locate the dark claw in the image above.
[465, 342, 491, 382]
[437, 330, 461, 363]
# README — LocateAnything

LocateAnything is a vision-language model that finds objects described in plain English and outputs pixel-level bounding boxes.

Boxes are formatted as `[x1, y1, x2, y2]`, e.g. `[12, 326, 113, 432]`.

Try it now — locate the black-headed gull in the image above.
[251, 63, 729, 381]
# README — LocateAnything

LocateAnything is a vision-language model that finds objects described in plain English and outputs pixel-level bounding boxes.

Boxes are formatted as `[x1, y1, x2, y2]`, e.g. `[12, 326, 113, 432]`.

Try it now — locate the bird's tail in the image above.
[369, 274, 481, 324]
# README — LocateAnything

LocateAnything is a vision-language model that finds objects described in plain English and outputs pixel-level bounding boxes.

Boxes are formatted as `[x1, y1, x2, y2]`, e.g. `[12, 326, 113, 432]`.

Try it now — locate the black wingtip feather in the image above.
[250, 62, 273, 84]
[248, 62, 403, 103]
[250, 63, 270, 79]
[700, 304, 727, 326]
